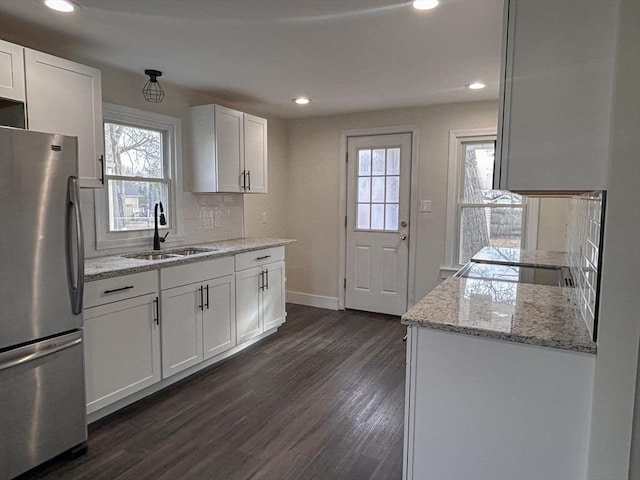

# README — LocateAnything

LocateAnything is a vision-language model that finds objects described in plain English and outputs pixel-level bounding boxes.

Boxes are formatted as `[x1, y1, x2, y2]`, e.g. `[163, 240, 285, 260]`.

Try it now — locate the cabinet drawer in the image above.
[161, 256, 234, 290]
[235, 246, 284, 271]
[84, 271, 158, 308]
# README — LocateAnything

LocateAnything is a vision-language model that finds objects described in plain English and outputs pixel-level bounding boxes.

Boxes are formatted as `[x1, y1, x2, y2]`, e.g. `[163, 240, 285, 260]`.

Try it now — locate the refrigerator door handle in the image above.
[0, 333, 82, 372]
[67, 176, 85, 315]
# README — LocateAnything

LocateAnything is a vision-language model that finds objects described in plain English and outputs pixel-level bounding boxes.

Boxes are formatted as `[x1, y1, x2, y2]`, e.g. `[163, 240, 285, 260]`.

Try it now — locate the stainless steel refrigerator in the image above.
[0, 126, 87, 479]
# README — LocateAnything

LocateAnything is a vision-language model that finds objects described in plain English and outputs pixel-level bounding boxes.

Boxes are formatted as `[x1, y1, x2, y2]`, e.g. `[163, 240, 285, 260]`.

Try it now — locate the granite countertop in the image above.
[471, 246, 570, 268]
[402, 276, 595, 354]
[85, 238, 296, 281]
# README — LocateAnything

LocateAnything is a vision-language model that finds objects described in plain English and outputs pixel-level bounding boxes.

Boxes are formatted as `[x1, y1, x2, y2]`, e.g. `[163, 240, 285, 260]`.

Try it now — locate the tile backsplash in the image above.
[566, 191, 605, 340]
[81, 190, 245, 259]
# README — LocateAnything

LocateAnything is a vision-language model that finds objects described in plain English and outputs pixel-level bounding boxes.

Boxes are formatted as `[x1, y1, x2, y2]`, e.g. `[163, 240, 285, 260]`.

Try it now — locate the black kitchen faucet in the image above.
[153, 202, 168, 250]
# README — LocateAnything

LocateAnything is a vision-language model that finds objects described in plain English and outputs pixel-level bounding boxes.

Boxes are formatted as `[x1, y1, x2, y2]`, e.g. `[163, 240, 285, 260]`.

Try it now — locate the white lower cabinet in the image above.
[83, 293, 161, 414]
[160, 282, 204, 378]
[403, 326, 595, 480]
[160, 256, 237, 379]
[235, 258, 285, 344]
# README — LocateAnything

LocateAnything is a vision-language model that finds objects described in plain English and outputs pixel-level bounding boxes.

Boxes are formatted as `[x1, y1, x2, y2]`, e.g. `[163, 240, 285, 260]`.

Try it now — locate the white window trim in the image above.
[442, 128, 539, 273]
[95, 103, 184, 250]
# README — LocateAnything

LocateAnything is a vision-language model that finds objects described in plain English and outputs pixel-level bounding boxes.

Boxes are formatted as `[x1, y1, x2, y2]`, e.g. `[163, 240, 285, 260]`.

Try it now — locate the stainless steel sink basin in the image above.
[123, 247, 218, 261]
[125, 252, 181, 261]
[168, 247, 218, 256]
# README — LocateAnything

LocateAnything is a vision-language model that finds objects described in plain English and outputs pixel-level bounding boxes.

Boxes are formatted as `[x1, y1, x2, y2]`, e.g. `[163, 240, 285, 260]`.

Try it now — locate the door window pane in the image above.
[387, 148, 400, 175]
[372, 149, 386, 175]
[357, 204, 370, 229]
[358, 150, 371, 175]
[358, 177, 371, 202]
[371, 177, 385, 203]
[371, 204, 385, 230]
[386, 176, 399, 203]
[385, 204, 399, 230]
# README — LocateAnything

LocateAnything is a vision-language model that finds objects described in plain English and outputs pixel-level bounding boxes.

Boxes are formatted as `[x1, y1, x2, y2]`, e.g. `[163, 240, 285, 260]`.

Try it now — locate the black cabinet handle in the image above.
[205, 284, 210, 309]
[256, 255, 271, 260]
[247, 170, 251, 191]
[104, 285, 134, 294]
[199, 285, 204, 310]
[99, 155, 105, 185]
[265, 268, 269, 290]
[259, 270, 264, 291]
[153, 296, 159, 325]
[241, 170, 246, 190]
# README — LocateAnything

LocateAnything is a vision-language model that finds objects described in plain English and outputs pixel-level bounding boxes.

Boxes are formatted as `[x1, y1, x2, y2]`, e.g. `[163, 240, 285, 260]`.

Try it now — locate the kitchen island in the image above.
[401, 256, 595, 480]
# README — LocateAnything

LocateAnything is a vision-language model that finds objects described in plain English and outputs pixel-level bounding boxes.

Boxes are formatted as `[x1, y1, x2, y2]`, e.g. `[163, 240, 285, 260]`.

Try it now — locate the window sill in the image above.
[439, 266, 462, 279]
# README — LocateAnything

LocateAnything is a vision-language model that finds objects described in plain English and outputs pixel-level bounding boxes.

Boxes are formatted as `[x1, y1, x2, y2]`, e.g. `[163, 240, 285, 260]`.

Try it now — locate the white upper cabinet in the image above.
[0, 39, 25, 102]
[188, 104, 268, 193]
[24, 49, 104, 188]
[495, 0, 618, 193]
[243, 113, 268, 193]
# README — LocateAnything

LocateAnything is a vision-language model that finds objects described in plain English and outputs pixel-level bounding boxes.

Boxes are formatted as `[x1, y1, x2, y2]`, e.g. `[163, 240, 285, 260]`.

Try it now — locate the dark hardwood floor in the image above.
[19, 304, 407, 480]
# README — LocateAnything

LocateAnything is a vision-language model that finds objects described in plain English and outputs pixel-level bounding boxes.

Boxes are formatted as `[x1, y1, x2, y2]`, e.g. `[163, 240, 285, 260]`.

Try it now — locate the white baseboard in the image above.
[287, 291, 339, 310]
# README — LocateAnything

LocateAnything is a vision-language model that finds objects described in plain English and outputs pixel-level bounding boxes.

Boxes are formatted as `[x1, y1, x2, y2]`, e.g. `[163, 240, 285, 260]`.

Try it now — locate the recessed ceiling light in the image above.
[44, 0, 76, 12]
[467, 82, 486, 90]
[413, 0, 440, 10]
[293, 97, 310, 105]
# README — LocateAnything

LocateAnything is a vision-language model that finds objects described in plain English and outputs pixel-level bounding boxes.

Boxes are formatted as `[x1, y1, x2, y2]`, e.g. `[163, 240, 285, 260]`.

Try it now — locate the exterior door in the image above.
[346, 133, 412, 315]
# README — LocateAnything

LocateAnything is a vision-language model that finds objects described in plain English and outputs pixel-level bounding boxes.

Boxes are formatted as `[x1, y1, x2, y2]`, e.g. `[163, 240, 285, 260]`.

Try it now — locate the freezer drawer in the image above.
[0, 331, 87, 479]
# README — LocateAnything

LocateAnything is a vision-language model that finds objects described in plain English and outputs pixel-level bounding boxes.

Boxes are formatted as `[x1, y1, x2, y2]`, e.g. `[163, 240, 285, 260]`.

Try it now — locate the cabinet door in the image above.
[161, 283, 204, 378]
[495, 0, 617, 192]
[83, 293, 161, 414]
[215, 105, 244, 192]
[203, 274, 237, 359]
[0, 39, 25, 102]
[235, 267, 263, 344]
[263, 261, 285, 331]
[24, 49, 104, 188]
[243, 113, 268, 193]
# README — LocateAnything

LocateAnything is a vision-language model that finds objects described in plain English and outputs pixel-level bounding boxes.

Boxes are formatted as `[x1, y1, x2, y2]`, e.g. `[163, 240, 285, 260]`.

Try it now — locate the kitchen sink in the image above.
[167, 247, 218, 256]
[123, 247, 218, 261]
[125, 252, 181, 261]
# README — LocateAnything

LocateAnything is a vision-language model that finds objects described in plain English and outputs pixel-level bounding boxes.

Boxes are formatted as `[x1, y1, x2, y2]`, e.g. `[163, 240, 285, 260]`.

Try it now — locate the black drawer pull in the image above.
[256, 255, 271, 260]
[104, 285, 134, 294]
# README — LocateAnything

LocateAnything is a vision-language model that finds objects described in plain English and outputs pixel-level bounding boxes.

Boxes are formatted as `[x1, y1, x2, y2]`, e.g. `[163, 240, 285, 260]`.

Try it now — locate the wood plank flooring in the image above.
[19, 305, 407, 480]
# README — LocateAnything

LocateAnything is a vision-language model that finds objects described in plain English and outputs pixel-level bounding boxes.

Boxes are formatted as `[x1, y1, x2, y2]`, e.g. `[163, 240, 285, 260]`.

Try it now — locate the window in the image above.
[95, 104, 182, 249]
[445, 129, 535, 269]
[356, 147, 400, 231]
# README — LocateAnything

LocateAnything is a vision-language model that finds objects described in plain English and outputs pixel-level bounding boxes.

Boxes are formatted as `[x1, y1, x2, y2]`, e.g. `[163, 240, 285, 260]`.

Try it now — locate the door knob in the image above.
[400, 233, 407, 241]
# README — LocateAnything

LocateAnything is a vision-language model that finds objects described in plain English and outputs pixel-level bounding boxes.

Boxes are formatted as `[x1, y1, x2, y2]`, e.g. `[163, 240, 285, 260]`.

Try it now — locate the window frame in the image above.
[95, 103, 183, 250]
[443, 128, 538, 273]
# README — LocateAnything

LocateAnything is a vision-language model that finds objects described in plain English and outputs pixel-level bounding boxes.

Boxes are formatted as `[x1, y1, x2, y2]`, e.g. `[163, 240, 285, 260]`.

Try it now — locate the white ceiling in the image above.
[0, 0, 503, 118]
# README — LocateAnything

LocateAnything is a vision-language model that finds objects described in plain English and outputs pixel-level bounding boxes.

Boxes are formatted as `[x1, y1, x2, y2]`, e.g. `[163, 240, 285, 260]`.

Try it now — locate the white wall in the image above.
[284, 102, 499, 305]
[587, 0, 640, 477]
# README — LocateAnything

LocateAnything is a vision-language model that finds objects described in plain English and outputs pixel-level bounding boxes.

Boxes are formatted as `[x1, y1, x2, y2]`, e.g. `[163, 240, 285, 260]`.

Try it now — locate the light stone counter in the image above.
[471, 246, 570, 268]
[85, 238, 296, 281]
[402, 276, 595, 353]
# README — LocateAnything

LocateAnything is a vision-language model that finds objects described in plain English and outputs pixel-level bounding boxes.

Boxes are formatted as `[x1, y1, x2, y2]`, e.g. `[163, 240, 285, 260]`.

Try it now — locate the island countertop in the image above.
[471, 246, 570, 268]
[401, 276, 595, 354]
[84, 238, 296, 281]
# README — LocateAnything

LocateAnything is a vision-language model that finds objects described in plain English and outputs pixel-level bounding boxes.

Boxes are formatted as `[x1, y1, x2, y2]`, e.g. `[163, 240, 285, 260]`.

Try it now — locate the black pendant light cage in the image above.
[142, 69, 165, 103]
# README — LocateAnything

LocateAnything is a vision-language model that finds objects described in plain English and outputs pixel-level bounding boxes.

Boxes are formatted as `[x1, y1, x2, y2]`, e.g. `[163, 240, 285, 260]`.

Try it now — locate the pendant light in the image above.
[142, 69, 165, 103]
